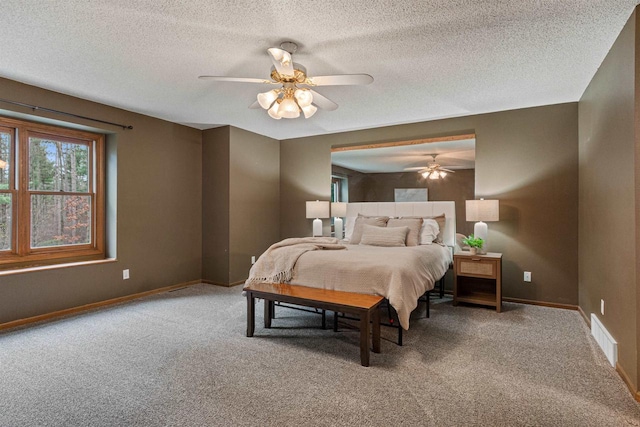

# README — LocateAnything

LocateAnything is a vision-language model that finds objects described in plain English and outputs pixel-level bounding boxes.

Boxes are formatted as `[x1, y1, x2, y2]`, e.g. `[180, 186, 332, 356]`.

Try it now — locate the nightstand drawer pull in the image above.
[459, 261, 494, 276]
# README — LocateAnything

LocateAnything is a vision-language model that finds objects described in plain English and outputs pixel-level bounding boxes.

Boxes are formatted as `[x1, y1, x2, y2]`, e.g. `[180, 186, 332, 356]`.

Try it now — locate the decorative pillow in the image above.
[420, 219, 440, 245]
[359, 224, 408, 247]
[402, 214, 446, 244]
[344, 216, 357, 241]
[387, 218, 423, 246]
[350, 215, 390, 244]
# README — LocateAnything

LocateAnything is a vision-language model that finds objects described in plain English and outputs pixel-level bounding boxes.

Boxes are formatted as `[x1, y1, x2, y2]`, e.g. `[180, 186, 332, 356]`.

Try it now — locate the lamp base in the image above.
[474, 221, 488, 254]
[334, 217, 343, 240]
[313, 218, 323, 237]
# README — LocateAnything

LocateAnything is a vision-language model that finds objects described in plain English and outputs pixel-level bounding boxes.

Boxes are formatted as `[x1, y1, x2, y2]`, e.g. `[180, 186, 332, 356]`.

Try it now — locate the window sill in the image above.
[0, 258, 117, 277]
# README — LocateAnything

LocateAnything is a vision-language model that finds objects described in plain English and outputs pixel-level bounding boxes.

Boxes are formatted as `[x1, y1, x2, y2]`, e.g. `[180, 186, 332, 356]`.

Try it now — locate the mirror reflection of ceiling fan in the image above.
[198, 41, 373, 120]
[405, 154, 455, 179]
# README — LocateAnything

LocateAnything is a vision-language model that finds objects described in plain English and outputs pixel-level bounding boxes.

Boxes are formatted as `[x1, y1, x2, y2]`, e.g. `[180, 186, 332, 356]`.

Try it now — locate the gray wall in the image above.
[578, 10, 638, 390]
[282, 103, 579, 307]
[0, 77, 202, 324]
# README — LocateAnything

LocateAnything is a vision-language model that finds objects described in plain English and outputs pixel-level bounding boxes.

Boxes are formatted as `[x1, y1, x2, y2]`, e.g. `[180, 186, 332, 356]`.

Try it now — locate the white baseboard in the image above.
[590, 313, 618, 367]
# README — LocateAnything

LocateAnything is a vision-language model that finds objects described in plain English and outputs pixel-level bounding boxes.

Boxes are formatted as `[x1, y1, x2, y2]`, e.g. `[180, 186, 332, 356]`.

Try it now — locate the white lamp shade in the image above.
[278, 98, 300, 118]
[268, 101, 282, 119]
[306, 200, 330, 219]
[331, 202, 347, 217]
[294, 88, 313, 107]
[257, 90, 279, 109]
[301, 104, 317, 118]
[466, 199, 499, 222]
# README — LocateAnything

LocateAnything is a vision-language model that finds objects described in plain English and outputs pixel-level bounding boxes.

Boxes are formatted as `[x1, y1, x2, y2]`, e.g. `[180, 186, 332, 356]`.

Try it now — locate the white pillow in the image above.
[420, 219, 440, 245]
[360, 224, 408, 247]
[344, 216, 357, 241]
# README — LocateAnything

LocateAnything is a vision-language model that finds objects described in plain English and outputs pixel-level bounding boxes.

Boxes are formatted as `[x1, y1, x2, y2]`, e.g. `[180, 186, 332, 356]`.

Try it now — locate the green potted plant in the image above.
[462, 234, 484, 255]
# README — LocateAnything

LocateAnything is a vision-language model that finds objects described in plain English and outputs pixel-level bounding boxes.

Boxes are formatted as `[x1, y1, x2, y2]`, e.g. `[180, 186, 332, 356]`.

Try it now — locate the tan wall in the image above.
[202, 127, 230, 284]
[229, 127, 280, 284]
[578, 10, 638, 390]
[282, 103, 579, 306]
[0, 77, 202, 324]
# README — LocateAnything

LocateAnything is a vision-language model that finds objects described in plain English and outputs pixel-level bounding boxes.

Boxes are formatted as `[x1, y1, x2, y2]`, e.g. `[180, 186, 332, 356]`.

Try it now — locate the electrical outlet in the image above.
[601, 299, 605, 316]
[251, 256, 256, 265]
[524, 271, 531, 282]
[123, 269, 130, 280]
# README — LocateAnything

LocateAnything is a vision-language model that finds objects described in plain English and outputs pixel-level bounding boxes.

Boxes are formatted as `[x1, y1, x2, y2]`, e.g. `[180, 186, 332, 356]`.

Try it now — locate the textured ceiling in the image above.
[0, 1, 637, 140]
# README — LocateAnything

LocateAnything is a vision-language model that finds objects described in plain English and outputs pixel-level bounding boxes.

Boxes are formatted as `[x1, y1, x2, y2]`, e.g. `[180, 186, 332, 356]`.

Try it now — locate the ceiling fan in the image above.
[405, 155, 455, 179]
[198, 41, 373, 120]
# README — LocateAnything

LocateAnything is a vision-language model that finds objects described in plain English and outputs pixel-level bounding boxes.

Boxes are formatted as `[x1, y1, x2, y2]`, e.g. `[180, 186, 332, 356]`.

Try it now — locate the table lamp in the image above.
[331, 202, 347, 239]
[465, 199, 499, 253]
[306, 200, 330, 237]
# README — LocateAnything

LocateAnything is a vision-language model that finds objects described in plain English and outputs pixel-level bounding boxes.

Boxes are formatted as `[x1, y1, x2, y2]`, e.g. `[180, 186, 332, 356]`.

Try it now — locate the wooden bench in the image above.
[244, 283, 384, 367]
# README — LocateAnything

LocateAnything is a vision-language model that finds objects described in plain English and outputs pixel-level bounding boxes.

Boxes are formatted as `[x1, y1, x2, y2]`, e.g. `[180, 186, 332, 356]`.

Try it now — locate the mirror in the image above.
[331, 136, 476, 236]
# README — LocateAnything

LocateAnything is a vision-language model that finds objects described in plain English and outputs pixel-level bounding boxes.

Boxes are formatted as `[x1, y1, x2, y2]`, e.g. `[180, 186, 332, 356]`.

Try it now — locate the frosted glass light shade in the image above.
[306, 200, 330, 219]
[294, 88, 313, 107]
[466, 199, 499, 222]
[267, 101, 281, 119]
[279, 98, 300, 118]
[301, 104, 317, 118]
[331, 202, 347, 217]
[257, 90, 279, 109]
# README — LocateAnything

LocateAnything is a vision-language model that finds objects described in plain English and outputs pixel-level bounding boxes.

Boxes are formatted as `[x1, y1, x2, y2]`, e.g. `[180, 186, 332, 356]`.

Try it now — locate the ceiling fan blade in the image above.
[267, 48, 295, 77]
[248, 100, 260, 109]
[306, 74, 374, 86]
[198, 76, 274, 84]
[309, 90, 338, 111]
[440, 168, 456, 173]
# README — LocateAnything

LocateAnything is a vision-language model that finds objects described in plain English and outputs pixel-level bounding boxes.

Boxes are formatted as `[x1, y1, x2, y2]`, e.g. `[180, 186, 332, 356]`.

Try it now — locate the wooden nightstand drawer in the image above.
[456, 258, 497, 278]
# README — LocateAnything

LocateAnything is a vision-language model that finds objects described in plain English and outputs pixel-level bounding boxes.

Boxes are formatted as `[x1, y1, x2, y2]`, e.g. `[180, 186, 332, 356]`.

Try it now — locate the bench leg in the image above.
[333, 311, 338, 332]
[372, 306, 381, 354]
[322, 309, 326, 329]
[264, 299, 272, 328]
[360, 311, 371, 367]
[246, 292, 255, 337]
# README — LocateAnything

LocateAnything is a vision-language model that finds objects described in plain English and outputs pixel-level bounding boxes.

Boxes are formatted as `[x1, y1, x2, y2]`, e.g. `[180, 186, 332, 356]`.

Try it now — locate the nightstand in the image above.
[453, 251, 503, 312]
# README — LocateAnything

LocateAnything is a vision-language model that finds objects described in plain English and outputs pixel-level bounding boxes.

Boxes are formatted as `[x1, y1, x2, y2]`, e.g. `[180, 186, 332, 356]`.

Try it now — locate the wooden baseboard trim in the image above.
[0, 279, 202, 331]
[577, 306, 591, 327]
[502, 297, 578, 311]
[201, 279, 245, 287]
[616, 362, 640, 402]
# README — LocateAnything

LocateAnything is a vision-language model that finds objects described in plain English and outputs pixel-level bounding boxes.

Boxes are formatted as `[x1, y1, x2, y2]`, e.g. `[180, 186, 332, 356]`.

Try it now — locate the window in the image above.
[0, 117, 105, 269]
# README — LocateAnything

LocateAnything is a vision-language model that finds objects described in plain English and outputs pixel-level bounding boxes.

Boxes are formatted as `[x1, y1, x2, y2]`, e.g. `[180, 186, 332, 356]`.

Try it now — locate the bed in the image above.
[287, 202, 455, 330]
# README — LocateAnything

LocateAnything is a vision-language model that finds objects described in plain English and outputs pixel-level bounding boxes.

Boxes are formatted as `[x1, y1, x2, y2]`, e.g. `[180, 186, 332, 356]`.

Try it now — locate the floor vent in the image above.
[591, 314, 618, 367]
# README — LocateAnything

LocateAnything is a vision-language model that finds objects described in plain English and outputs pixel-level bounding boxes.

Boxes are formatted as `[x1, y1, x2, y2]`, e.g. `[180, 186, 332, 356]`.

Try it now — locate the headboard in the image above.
[345, 201, 456, 247]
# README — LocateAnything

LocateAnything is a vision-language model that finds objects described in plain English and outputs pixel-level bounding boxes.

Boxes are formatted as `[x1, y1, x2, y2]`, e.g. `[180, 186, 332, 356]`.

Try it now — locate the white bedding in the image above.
[289, 243, 452, 330]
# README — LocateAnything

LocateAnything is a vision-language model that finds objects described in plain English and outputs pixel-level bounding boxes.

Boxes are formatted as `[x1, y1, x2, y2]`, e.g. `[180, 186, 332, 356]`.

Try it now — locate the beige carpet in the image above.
[1, 283, 639, 426]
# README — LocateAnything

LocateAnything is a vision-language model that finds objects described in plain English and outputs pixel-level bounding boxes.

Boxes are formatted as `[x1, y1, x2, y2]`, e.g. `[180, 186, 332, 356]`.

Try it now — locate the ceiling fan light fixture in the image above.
[439, 171, 447, 178]
[278, 97, 300, 118]
[268, 101, 282, 119]
[294, 88, 313, 107]
[429, 171, 440, 180]
[257, 89, 279, 109]
[267, 48, 292, 69]
[301, 104, 317, 118]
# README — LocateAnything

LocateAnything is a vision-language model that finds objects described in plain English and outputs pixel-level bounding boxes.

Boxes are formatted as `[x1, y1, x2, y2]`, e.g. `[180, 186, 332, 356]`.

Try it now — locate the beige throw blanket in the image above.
[246, 237, 346, 285]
